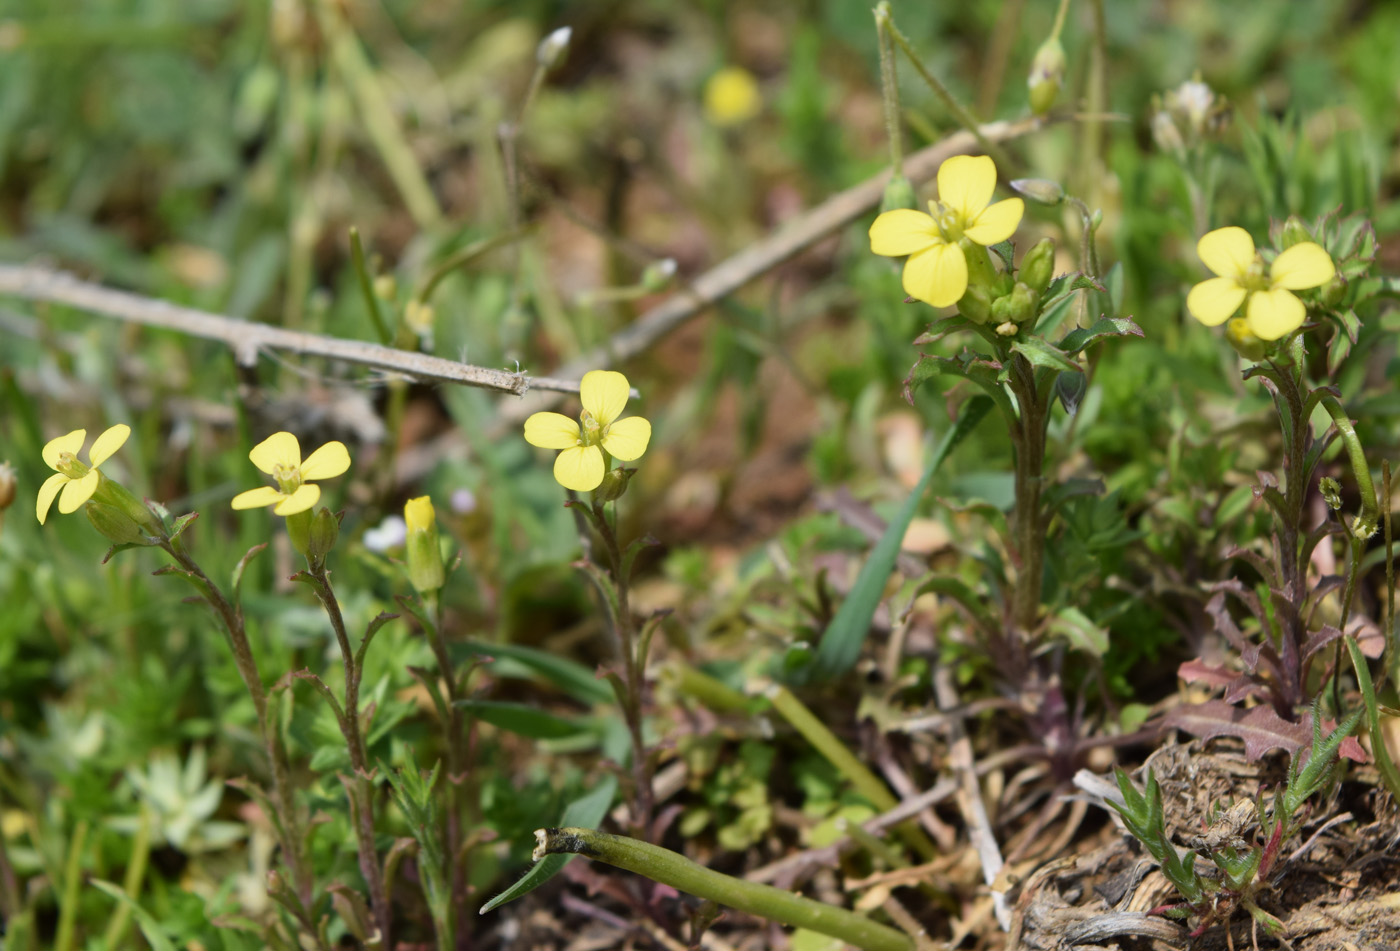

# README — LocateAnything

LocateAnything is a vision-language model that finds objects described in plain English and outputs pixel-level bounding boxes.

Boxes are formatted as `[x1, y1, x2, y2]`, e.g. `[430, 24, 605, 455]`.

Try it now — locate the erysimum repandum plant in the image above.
[1186, 225, 1334, 341]
[524, 369, 651, 492]
[868, 154, 1024, 307]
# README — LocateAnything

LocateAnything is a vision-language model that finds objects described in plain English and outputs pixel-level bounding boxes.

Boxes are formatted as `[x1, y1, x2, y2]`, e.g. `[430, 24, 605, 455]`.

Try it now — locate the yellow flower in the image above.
[524, 370, 651, 493]
[868, 155, 1024, 307]
[1186, 226, 1335, 341]
[37, 424, 130, 524]
[404, 495, 445, 594]
[230, 432, 351, 516]
[703, 66, 761, 127]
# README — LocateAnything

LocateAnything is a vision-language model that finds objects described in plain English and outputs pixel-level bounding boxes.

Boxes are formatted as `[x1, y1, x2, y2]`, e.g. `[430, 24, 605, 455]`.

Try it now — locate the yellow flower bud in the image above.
[404, 495, 445, 594]
[703, 66, 761, 127]
[1225, 317, 1267, 362]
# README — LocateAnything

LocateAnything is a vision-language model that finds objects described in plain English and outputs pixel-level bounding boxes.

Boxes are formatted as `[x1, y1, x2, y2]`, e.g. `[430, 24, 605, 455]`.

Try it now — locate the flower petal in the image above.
[524, 412, 583, 449]
[1246, 288, 1306, 341]
[963, 197, 1024, 246]
[580, 370, 630, 426]
[299, 441, 351, 480]
[231, 486, 286, 510]
[1186, 277, 1247, 327]
[43, 429, 86, 470]
[937, 155, 997, 221]
[88, 423, 131, 467]
[903, 243, 968, 308]
[37, 472, 68, 524]
[249, 432, 301, 475]
[868, 209, 939, 257]
[1197, 226, 1255, 279]
[1270, 242, 1334, 290]
[553, 446, 605, 492]
[601, 416, 651, 461]
[273, 483, 320, 516]
[58, 471, 100, 514]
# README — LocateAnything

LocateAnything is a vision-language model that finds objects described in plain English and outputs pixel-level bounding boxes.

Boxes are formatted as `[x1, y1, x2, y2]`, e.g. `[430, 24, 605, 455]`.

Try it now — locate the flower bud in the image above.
[1027, 36, 1065, 116]
[957, 284, 992, 324]
[881, 174, 917, 213]
[961, 240, 999, 293]
[404, 496, 445, 594]
[537, 26, 572, 71]
[995, 321, 1019, 337]
[1150, 108, 1185, 156]
[1056, 370, 1088, 416]
[1279, 217, 1313, 249]
[641, 258, 678, 292]
[1018, 238, 1055, 294]
[308, 507, 341, 560]
[86, 501, 155, 546]
[1319, 273, 1347, 310]
[285, 507, 312, 558]
[592, 467, 634, 503]
[404, 299, 435, 336]
[1319, 477, 1342, 511]
[0, 461, 14, 511]
[1010, 178, 1065, 206]
[373, 274, 397, 300]
[1225, 317, 1267, 362]
[991, 282, 1039, 324]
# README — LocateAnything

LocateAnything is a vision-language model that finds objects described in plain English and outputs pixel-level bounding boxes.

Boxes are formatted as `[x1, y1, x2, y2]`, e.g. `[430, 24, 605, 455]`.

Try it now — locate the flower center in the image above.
[55, 451, 90, 481]
[272, 462, 302, 495]
[1239, 255, 1271, 293]
[931, 202, 965, 242]
[579, 411, 604, 447]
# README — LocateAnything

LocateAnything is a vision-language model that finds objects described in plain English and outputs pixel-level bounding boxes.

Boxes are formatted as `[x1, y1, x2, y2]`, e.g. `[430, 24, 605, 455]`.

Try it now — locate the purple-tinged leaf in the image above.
[1177, 658, 1236, 688]
[1164, 701, 1311, 761]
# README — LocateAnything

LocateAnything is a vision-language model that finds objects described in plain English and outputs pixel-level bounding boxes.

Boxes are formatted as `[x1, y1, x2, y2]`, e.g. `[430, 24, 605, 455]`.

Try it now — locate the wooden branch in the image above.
[0, 264, 590, 397]
[495, 115, 1045, 427]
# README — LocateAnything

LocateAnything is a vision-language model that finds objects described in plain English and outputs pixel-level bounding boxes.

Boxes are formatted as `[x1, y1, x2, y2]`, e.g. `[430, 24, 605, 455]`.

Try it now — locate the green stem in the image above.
[53, 819, 87, 951]
[101, 806, 151, 951]
[418, 602, 466, 946]
[1344, 636, 1400, 801]
[534, 828, 914, 951]
[1007, 353, 1048, 641]
[873, 4, 904, 173]
[350, 227, 392, 345]
[883, 18, 1014, 171]
[766, 684, 936, 862]
[1319, 395, 1379, 540]
[1077, 0, 1107, 191]
[1050, 0, 1072, 38]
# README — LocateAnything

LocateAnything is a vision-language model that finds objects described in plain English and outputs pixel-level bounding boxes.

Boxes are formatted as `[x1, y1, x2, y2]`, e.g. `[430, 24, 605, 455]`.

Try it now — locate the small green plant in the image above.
[1109, 702, 1362, 938]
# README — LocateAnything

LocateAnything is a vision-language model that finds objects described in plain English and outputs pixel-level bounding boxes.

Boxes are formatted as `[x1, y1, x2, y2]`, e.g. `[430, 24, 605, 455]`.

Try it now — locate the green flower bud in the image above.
[991, 282, 1039, 324]
[91, 477, 163, 536]
[86, 501, 155, 546]
[404, 496, 445, 594]
[1225, 317, 1267, 362]
[1279, 217, 1313, 249]
[957, 284, 992, 324]
[641, 258, 678, 292]
[308, 507, 341, 560]
[593, 467, 634, 503]
[1319, 477, 1342, 511]
[1027, 36, 1065, 117]
[1319, 274, 1347, 310]
[881, 174, 917, 213]
[961, 240, 998, 293]
[1010, 178, 1065, 206]
[285, 507, 313, 559]
[1018, 238, 1055, 295]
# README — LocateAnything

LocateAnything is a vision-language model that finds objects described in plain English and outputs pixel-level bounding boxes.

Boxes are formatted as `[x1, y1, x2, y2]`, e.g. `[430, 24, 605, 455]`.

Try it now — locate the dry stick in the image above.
[494, 116, 1045, 430]
[0, 264, 593, 396]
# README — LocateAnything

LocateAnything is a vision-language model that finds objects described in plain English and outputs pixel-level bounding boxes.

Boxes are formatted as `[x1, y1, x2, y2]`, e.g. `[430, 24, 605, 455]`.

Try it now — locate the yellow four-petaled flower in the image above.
[1186, 226, 1335, 341]
[231, 431, 351, 516]
[524, 370, 651, 492]
[868, 155, 1024, 307]
[37, 424, 131, 524]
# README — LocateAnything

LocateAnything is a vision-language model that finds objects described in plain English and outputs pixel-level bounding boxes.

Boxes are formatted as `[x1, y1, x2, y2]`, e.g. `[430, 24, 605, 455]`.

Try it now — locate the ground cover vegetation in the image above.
[0, 1, 1398, 949]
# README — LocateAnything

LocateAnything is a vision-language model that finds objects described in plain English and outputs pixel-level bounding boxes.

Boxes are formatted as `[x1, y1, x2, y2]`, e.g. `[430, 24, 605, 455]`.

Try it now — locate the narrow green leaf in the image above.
[798, 396, 993, 683]
[92, 880, 176, 951]
[449, 641, 613, 706]
[479, 774, 618, 913]
[456, 699, 590, 739]
[1059, 316, 1144, 355]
